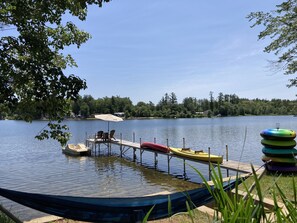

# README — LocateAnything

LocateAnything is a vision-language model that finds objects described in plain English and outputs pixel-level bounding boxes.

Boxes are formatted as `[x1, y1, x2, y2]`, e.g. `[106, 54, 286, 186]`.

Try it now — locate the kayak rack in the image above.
[86, 132, 262, 181]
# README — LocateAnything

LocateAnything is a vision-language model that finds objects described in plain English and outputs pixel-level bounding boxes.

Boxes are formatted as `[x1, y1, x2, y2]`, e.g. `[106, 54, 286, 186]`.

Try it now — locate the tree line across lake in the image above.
[5, 92, 295, 120]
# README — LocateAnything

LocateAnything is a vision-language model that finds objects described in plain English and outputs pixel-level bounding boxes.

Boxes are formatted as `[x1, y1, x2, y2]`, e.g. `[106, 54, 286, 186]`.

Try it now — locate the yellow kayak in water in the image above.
[169, 147, 223, 164]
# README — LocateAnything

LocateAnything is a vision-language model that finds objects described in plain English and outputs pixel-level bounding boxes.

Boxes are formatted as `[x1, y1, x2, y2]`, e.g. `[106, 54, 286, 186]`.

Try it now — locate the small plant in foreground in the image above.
[192, 164, 297, 223]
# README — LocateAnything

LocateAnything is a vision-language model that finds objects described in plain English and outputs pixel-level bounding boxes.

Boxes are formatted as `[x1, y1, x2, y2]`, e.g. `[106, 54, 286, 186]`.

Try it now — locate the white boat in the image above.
[62, 143, 91, 156]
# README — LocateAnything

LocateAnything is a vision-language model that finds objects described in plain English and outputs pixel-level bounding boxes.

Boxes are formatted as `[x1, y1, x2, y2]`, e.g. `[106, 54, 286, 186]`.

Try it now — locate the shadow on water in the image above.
[93, 154, 200, 193]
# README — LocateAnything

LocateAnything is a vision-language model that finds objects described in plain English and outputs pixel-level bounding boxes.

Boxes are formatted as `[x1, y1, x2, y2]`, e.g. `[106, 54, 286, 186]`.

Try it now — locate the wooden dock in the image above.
[86, 137, 264, 178]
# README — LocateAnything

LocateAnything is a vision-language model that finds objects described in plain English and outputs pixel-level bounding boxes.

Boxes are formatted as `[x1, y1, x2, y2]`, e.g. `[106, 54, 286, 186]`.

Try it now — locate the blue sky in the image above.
[66, 0, 295, 104]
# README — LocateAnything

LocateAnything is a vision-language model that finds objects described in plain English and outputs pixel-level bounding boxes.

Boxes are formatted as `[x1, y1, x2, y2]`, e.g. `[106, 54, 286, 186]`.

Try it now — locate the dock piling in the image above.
[183, 159, 187, 179]
[208, 147, 211, 180]
[167, 154, 172, 174]
[120, 133, 123, 157]
[226, 145, 229, 177]
[133, 148, 136, 162]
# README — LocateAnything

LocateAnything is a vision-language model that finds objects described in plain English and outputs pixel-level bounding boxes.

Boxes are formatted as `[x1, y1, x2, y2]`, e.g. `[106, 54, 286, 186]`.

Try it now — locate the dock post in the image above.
[208, 147, 211, 181]
[139, 138, 142, 164]
[119, 133, 122, 157]
[133, 148, 136, 162]
[85, 132, 88, 147]
[108, 142, 110, 156]
[154, 152, 158, 169]
[167, 154, 170, 174]
[94, 134, 96, 155]
[183, 138, 185, 148]
[133, 132, 135, 143]
[154, 137, 156, 143]
[183, 159, 187, 179]
[140, 149, 145, 165]
[226, 145, 229, 177]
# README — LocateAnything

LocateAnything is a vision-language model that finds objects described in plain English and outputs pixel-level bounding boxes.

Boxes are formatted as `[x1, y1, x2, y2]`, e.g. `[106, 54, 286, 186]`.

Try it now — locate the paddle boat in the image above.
[169, 147, 223, 164]
[62, 143, 91, 156]
[140, 142, 170, 153]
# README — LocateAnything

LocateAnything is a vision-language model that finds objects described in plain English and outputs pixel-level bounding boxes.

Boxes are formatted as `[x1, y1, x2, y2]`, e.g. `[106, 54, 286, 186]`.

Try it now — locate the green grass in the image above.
[0, 212, 15, 223]
[197, 165, 297, 223]
[239, 171, 297, 201]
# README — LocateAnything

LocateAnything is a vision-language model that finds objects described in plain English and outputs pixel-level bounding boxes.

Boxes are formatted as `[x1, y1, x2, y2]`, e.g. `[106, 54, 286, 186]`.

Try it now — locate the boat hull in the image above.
[169, 147, 223, 164]
[62, 144, 91, 156]
[140, 142, 170, 153]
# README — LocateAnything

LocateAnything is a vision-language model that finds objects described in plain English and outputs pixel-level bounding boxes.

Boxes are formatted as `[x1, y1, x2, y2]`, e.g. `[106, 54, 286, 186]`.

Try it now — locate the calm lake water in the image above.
[0, 116, 295, 221]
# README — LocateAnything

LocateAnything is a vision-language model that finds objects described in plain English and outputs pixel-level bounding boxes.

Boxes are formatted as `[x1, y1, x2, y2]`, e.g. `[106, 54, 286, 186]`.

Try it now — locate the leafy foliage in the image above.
[0, 0, 110, 145]
[247, 0, 297, 87]
[3, 92, 297, 121]
[73, 92, 297, 118]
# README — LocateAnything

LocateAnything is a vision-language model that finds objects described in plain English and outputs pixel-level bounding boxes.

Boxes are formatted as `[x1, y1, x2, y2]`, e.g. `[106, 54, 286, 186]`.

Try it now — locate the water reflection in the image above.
[93, 155, 199, 195]
[0, 116, 295, 221]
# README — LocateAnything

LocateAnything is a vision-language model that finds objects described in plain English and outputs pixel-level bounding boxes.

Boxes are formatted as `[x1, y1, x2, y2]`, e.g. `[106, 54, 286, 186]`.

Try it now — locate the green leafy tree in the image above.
[80, 102, 90, 117]
[0, 0, 110, 145]
[209, 91, 214, 112]
[247, 0, 297, 87]
[132, 101, 152, 117]
[182, 97, 198, 114]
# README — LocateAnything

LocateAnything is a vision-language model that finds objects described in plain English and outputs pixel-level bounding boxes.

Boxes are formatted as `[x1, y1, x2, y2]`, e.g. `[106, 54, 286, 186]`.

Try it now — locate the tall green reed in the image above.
[192, 164, 297, 223]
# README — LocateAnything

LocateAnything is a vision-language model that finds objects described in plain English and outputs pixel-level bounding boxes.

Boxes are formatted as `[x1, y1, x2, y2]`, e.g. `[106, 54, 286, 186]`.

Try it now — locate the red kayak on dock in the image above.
[140, 142, 170, 153]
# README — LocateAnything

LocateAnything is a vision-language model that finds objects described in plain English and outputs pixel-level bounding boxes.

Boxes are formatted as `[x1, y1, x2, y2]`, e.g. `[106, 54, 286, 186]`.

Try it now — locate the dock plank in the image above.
[220, 160, 261, 173]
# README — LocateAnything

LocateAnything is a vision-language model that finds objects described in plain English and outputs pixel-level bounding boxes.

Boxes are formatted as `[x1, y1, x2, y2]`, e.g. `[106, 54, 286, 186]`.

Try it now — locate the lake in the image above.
[0, 116, 295, 221]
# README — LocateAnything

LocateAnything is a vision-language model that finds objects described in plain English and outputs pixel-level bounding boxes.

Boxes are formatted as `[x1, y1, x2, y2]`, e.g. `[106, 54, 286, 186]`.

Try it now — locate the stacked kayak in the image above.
[260, 128, 297, 172]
